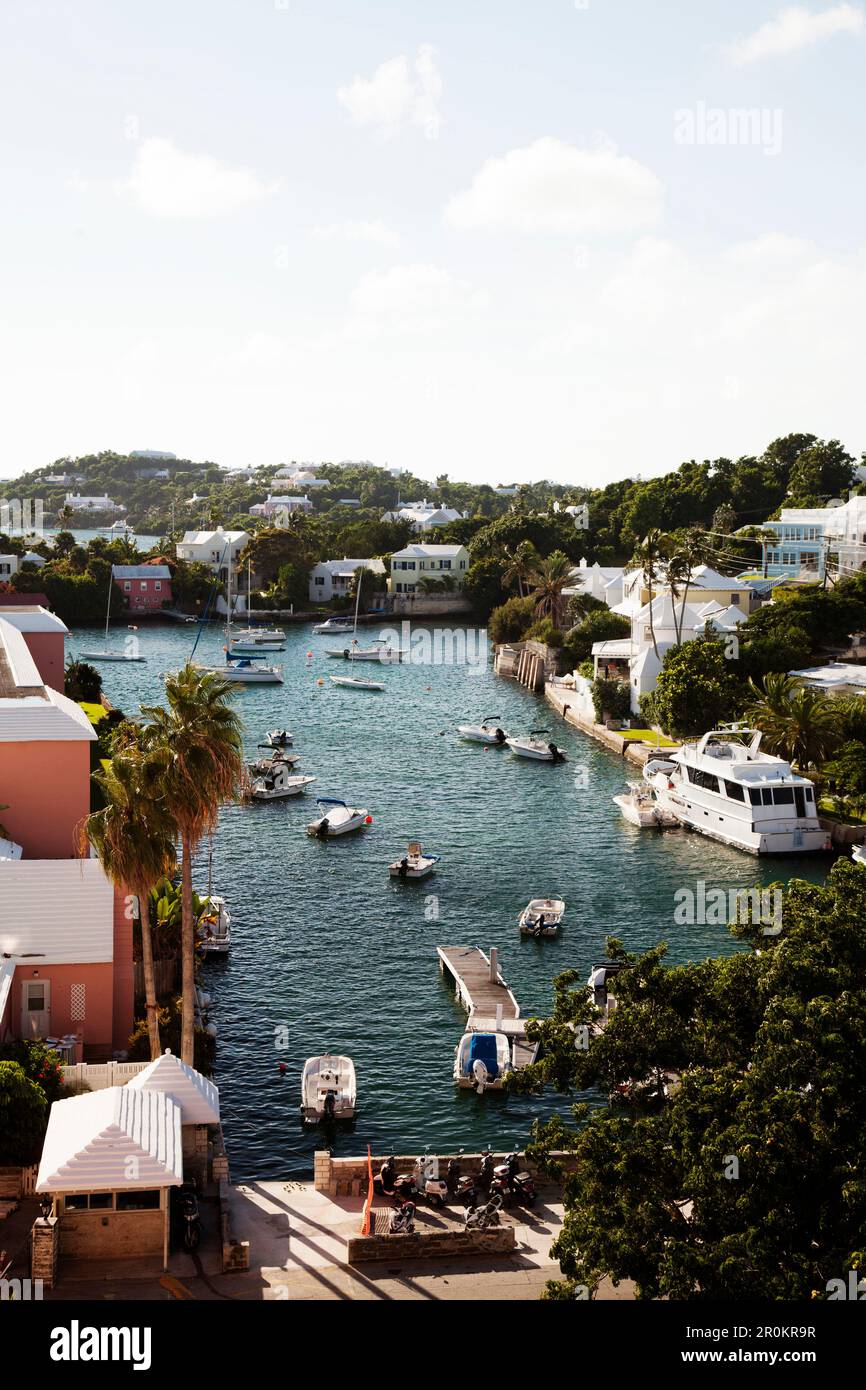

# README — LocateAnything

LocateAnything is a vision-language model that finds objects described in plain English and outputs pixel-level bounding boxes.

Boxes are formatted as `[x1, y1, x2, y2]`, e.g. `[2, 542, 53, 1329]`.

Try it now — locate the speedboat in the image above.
[325, 639, 406, 662]
[229, 636, 286, 655]
[306, 798, 371, 837]
[265, 729, 294, 747]
[518, 896, 565, 937]
[457, 715, 508, 745]
[300, 1054, 357, 1123]
[389, 842, 440, 880]
[197, 896, 231, 955]
[196, 655, 284, 684]
[247, 750, 300, 775]
[231, 625, 285, 645]
[613, 786, 680, 829]
[330, 675, 385, 691]
[454, 1032, 512, 1092]
[250, 773, 316, 801]
[506, 730, 567, 762]
[313, 616, 356, 635]
[644, 727, 829, 855]
[853, 844, 865, 866]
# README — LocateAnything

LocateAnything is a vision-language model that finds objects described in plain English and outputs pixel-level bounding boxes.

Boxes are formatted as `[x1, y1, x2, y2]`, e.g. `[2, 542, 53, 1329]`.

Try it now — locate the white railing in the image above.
[61, 1060, 151, 1091]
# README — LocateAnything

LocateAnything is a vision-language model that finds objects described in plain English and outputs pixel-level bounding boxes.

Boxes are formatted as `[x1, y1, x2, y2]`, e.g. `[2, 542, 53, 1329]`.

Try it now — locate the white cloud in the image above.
[444, 137, 663, 235]
[337, 45, 442, 138]
[311, 220, 401, 248]
[727, 4, 864, 64]
[350, 262, 477, 319]
[120, 137, 279, 218]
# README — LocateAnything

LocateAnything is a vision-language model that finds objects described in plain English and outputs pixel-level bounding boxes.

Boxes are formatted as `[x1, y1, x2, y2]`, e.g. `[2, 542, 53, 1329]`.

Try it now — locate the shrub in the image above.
[0, 1061, 48, 1164]
[488, 595, 534, 644]
[592, 677, 631, 723]
[65, 660, 103, 702]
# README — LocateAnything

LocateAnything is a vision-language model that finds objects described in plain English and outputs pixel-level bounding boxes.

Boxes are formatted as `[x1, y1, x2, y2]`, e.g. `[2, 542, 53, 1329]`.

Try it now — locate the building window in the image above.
[124, 581, 131, 591]
[116, 1190, 161, 1211]
[314, 576, 324, 585]
[154, 581, 161, 591]
[730, 594, 740, 604]
[140, 581, 147, 590]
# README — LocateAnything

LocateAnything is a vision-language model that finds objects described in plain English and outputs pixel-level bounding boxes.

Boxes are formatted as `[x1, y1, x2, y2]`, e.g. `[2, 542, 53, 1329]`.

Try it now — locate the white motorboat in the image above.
[454, 1032, 512, 1092]
[326, 638, 405, 662]
[645, 727, 830, 855]
[230, 627, 285, 646]
[313, 616, 356, 635]
[265, 729, 294, 747]
[613, 786, 680, 829]
[300, 1053, 357, 1123]
[518, 896, 565, 937]
[194, 557, 283, 683]
[229, 636, 286, 655]
[79, 566, 146, 663]
[457, 715, 508, 745]
[306, 798, 371, 837]
[197, 895, 231, 955]
[852, 844, 865, 866]
[506, 729, 567, 762]
[250, 773, 317, 801]
[247, 750, 300, 775]
[389, 842, 440, 880]
[330, 675, 385, 691]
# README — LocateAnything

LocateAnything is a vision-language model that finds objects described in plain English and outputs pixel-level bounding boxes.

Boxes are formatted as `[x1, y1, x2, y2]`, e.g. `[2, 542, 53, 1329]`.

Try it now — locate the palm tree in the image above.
[631, 530, 667, 660]
[141, 665, 243, 1064]
[528, 550, 573, 629]
[666, 529, 706, 645]
[502, 541, 538, 598]
[83, 742, 177, 1059]
[744, 673, 840, 769]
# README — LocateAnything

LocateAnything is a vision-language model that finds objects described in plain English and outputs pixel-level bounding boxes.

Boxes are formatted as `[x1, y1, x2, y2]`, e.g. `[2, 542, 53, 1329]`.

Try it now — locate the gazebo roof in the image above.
[128, 1049, 220, 1124]
[36, 1086, 183, 1193]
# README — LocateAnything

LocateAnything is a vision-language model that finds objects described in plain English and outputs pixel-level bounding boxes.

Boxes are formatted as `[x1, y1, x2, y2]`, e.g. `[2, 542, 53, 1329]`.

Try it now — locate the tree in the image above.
[529, 550, 573, 628]
[563, 609, 631, 667]
[84, 737, 178, 1059]
[0, 1061, 48, 1164]
[513, 860, 866, 1300]
[501, 540, 539, 599]
[631, 530, 667, 659]
[64, 660, 103, 702]
[665, 528, 707, 645]
[651, 635, 739, 737]
[488, 595, 535, 644]
[744, 672, 840, 768]
[140, 666, 243, 1064]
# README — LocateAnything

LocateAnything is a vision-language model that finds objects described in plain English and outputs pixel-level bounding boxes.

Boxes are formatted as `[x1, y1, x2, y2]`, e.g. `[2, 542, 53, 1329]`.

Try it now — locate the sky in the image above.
[1, 0, 865, 486]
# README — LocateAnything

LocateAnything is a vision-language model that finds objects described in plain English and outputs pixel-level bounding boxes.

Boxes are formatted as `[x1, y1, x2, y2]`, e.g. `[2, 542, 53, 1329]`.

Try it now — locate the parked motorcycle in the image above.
[446, 1151, 463, 1196]
[376, 1155, 418, 1205]
[491, 1152, 537, 1207]
[389, 1201, 416, 1234]
[172, 1181, 201, 1251]
[478, 1148, 494, 1190]
[414, 1153, 448, 1210]
[465, 1193, 503, 1230]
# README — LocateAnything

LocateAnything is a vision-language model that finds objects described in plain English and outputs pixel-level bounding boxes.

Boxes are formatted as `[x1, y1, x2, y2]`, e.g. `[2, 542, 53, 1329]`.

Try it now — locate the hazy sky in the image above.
[1, 0, 864, 485]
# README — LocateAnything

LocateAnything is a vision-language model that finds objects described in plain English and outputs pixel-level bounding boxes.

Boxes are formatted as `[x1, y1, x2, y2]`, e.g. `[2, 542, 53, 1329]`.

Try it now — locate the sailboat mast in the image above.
[353, 570, 362, 636]
[104, 565, 113, 642]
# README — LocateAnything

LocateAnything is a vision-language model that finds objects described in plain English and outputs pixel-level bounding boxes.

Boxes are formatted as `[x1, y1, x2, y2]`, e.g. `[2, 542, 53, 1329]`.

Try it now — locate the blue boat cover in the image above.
[468, 1033, 499, 1078]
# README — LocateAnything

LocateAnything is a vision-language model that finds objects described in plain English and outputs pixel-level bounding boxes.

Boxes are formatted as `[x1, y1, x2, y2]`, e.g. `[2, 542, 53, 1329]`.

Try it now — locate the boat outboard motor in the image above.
[533, 914, 546, 939]
[316, 817, 330, 838]
[471, 1058, 490, 1094]
[398, 857, 409, 879]
[322, 1089, 336, 1121]
[495, 727, 506, 744]
[548, 742, 565, 763]
[343, 648, 352, 659]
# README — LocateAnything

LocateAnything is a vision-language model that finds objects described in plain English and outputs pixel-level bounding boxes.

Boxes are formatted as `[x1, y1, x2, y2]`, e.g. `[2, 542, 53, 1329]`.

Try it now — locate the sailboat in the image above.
[323, 572, 405, 661]
[194, 550, 284, 685]
[229, 561, 286, 653]
[79, 566, 146, 663]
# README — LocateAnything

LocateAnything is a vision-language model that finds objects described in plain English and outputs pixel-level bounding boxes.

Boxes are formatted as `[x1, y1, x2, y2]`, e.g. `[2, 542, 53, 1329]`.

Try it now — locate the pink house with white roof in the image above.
[0, 617, 133, 1058]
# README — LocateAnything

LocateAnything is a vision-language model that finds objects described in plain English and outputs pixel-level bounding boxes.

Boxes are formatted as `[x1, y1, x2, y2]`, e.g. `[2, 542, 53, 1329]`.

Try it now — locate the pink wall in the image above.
[17, 631, 65, 692]
[12, 962, 115, 1058]
[1, 742, 91, 857]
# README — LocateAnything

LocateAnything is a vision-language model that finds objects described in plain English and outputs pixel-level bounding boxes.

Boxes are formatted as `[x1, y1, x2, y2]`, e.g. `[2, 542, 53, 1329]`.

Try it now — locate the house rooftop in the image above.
[111, 565, 172, 580]
[0, 619, 95, 740]
[0, 604, 68, 634]
[36, 1087, 183, 1193]
[128, 1049, 220, 1124]
[0, 859, 115, 962]
[391, 543, 466, 557]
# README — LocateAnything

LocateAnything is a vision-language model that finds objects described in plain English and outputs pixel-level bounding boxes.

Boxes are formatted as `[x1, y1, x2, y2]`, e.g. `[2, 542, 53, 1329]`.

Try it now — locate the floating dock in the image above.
[437, 946, 539, 1070]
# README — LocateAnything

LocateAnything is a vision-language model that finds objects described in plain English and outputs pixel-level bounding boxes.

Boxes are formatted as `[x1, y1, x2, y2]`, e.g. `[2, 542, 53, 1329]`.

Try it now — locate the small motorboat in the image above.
[613, 786, 680, 828]
[247, 750, 300, 775]
[265, 729, 294, 747]
[197, 896, 231, 955]
[306, 798, 371, 837]
[506, 729, 567, 762]
[330, 675, 385, 691]
[196, 655, 284, 684]
[389, 842, 440, 880]
[457, 715, 508, 745]
[231, 625, 285, 645]
[454, 1032, 512, 1092]
[313, 616, 356, 635]
[853, 844, 866, 867]
[325, 639, 406, 662]
[250, 773, 317, 801]
[519, 896, 565, 937]
[300, 1053, 357, 1123]
[229, 637, 286, 655]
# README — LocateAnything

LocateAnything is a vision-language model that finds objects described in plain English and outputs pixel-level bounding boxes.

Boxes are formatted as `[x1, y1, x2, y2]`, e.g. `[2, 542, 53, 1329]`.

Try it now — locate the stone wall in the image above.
[219, 1179, 249, 1273]
[58, 1207, 164, 1259]
[31, 1216, 59, 1290]
[348, 1225, 515, 1263]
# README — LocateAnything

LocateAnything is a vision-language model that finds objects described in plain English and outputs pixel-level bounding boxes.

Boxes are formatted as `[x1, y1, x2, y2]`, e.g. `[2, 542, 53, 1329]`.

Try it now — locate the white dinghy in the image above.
[506, 729, 567, 762]
[265, 729, 294, 747]
[457, 715, 508, 745]
[389, 842, 440, 880]
[300, 1053, 357, 1123]
[306, 798, 371, 837]
[330, 675, 385, 692]
[250, 773, 317, 802]
[519, 897, 565, 938]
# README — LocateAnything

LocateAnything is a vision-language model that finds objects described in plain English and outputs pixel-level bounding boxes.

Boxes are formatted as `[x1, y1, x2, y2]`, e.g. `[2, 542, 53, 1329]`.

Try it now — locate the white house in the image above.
[274, 468, 329, 488]
[249, 495, 313, 519]
[176, 527, 250, 584]
[381, 499, 466, 531]
[0, 551, 46, 579]
[63, 493, 123, 513]
[388, 543, 469, 595]
[564, 561, 625, 609]
[308, 557, 386, 602]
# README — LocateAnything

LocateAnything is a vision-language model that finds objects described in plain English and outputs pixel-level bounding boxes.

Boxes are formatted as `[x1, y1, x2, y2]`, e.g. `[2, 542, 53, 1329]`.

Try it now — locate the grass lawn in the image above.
[78, 701, 107, 725]
[616, 729, 679, 747]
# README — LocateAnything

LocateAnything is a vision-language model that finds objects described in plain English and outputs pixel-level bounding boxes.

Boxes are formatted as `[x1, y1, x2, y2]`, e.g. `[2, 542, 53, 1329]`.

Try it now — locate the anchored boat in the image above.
[250, 773, 317, 801]
[389, 842, 440, 880]
[197, 896, 231, 955]
[265, 728, 294, 747]
[300, 1054, 357, 1123]
[506, 729, 567, 762]
[454, 1032, 512, 1092]
[313, 615, 356, 635]
[518, 896, 565, 937]
[457, 715, 508, 744]
[306, 798, 371, 837]
[330, 675, 385, 691]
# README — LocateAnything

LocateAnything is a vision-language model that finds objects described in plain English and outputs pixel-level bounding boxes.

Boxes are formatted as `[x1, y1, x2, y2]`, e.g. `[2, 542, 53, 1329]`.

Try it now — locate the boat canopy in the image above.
[468, 1033, 500, 1079]
[316, 798, 348, 809]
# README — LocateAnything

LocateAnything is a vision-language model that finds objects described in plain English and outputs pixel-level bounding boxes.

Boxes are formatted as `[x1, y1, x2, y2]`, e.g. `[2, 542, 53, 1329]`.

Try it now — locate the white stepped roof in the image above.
[36, 1086, 183, 1192]
[0, 605, 67, 634]
[128, 1049, 220, 1124]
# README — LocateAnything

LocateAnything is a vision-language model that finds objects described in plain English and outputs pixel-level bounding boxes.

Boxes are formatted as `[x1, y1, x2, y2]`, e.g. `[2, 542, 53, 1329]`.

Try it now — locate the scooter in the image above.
[478, 1148, 494, 1190]
[414, 1154, 448, 1210]
[389, 1201, 416, 1234]
[465, 1193, 503, 1230]
[446, 1151, 463, 1196]
[491, 1152, 537, 1207]
[173, 1181, 201, 1251]
[376, 1155, 417, 1205]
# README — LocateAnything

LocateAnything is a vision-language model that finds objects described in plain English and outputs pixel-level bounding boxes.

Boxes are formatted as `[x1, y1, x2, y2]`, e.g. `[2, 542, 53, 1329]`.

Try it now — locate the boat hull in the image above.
[79, 651, 146, 663]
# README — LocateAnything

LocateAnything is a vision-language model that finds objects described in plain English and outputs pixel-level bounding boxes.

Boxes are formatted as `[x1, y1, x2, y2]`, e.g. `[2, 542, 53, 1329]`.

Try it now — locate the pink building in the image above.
[112, 564, 172, 614]
[0, 618, 133, 1058]
[0, 604, 67, 691]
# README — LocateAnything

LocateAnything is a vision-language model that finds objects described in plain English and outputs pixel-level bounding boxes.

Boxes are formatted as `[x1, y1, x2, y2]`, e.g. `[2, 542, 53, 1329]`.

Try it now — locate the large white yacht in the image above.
[644, 727, 829, 856]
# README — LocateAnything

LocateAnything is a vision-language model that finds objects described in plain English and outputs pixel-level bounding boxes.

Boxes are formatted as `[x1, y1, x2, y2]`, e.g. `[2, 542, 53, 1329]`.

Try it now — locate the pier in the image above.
[437, 946, 539, 1069]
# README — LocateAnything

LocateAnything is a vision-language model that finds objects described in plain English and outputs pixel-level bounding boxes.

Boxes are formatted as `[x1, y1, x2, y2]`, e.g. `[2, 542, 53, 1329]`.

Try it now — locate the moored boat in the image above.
[330, 675, 385, 691]
[313, 615, 356, 635]
[518, 896, 565, 937]
[457, 715, 508, 744]
[250, 773, 317, 801]
[506, 730, 567, 762]
[300, 1053, 357, 1123]
[306, 798, 371, 837]
[453, 1032, 512, 1092]
[613, 786, 680, 829]
[388, 842, 440, 880]
[197, 896, 231, 954]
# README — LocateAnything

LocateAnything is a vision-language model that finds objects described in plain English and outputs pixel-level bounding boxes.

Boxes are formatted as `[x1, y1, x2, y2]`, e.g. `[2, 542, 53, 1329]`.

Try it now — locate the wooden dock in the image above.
[437, 946, 539, 1070]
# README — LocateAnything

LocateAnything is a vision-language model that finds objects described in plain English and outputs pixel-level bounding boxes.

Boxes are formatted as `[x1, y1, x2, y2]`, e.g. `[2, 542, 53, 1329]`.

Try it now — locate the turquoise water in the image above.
[68, 620, 832, 1180]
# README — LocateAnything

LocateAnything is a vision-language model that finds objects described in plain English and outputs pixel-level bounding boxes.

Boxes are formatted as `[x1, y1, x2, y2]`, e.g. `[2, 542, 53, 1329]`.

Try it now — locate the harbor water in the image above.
[68, 619, 831, 1180]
